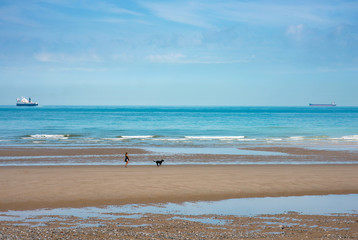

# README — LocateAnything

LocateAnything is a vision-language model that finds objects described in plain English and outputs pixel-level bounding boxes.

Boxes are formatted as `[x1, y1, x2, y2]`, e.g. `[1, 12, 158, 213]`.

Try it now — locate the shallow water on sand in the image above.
[1, 194, 357, 227]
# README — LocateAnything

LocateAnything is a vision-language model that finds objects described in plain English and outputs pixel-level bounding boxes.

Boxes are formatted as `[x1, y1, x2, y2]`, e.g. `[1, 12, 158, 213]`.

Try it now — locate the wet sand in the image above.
[0, 147, 149, 157]
[1, 146, 358, 239]
[1, 164, 358, 211]
[1, 146, 358, 166]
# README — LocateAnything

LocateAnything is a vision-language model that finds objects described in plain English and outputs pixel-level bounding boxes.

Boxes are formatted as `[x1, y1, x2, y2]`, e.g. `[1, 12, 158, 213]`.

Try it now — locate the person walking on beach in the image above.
[124, 152, 130, 168]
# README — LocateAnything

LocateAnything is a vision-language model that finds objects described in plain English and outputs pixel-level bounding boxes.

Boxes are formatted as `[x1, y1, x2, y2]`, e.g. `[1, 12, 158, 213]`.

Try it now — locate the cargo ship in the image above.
[309, 102, 336, 107]
[16, 97, 38, 106]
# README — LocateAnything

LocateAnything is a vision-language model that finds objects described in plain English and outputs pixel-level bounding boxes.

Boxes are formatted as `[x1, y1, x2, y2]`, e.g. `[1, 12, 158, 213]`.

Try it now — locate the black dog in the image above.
[153, 159, 164, 167]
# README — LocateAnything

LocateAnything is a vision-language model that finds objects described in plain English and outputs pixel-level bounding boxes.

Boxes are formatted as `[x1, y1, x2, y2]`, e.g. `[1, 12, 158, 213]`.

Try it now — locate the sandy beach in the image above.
[1, 164, 358, 211]
[1, 147, 358, 239]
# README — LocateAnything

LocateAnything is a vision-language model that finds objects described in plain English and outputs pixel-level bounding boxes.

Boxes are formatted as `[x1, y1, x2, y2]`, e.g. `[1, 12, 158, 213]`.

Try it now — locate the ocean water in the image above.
[0, 106, 357, 149]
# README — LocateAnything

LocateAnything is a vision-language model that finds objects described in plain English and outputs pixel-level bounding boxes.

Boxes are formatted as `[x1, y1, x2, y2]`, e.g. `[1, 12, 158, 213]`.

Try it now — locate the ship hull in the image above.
[16, 103, 38, 106]
[309, 104, 336, 107]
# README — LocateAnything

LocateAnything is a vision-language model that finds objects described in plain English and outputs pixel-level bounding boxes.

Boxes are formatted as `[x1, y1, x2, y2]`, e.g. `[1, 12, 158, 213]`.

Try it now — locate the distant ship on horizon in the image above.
[16, 97, 38, 106]
[309, 102, 336, 107]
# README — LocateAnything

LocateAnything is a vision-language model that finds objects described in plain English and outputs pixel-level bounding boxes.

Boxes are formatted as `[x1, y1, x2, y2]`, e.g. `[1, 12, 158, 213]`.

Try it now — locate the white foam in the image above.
[184, 136, 246, 140]
[153, 138, 188, 141]
[24, 134, 69, 140]
[289, 136, 305, 141]
[266, 138, 283, 141]
[341, 135, 358, 141]
[120, 135, 154, 139]
[103, 138, 124, 141]
[329, 135, 358, 141]
[238, 138, 257, 141]
[103, 136, 155, 141]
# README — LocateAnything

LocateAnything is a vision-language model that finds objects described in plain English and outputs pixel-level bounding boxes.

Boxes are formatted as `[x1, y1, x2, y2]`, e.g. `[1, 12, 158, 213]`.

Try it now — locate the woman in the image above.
[124, 152, 130, 168]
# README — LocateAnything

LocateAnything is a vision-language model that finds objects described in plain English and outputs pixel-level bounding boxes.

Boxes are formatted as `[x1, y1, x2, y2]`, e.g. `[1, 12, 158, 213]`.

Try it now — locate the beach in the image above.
[1, 106, 358, 238]
[2, 163, 358, 211]
[1, 146, 358, 239]
[1, 146, 358, 212]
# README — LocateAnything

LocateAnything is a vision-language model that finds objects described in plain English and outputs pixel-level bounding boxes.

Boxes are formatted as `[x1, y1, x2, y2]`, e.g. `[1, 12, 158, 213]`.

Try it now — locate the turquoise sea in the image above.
[0, 106, 357, 149]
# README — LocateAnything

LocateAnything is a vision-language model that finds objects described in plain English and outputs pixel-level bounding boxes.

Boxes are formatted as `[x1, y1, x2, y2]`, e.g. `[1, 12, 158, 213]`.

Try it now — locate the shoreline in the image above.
[1, 164, 358, 211]
[1, 146, 358, 166]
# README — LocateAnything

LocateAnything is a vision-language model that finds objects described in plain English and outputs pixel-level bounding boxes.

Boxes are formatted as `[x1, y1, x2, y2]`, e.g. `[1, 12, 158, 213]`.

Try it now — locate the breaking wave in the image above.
[184, 136, 246, 140]
[332, 135, 358, 141]
[22, 134, 71, 140]
[120, 135, 155, 139]
[14, 134, 358, 147]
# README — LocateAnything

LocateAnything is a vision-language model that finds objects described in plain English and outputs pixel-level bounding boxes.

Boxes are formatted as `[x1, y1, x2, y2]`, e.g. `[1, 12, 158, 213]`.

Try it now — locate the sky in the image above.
[1, 0, 358, 106]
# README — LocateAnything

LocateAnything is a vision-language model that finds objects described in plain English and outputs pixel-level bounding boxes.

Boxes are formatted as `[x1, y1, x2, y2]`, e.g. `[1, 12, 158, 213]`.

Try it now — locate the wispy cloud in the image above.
[86, 2, 142, 16]
[145, 53, 250, 64]
[0, 5, 40, 27]
[142, 1, 358, 28]
[146, 53, 186, 63]
[48, 67, 107, 72]
[142, 2, 211, 28]
[99, 18, 126, 24]
[34, 52, 102, 63]
[286, 24, 305, 41]
[98, 17, 150, 25]
[112, 53, 134, 61]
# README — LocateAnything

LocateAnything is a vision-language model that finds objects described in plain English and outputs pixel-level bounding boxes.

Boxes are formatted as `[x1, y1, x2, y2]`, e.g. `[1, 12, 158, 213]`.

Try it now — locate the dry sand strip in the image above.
[1, 164, 358, 211]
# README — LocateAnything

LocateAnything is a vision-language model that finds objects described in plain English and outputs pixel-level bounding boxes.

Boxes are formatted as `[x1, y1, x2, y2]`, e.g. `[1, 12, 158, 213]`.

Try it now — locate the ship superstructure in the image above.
[16, 97, 38, 106]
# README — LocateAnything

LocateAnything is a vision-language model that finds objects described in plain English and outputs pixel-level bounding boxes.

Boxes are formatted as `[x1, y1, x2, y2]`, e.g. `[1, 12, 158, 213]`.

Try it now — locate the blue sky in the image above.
[1, 0, 357, 106]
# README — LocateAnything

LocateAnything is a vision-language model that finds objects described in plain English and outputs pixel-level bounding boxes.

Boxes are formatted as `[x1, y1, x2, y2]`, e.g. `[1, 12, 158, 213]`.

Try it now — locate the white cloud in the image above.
[49, 67, 107, 72]
[145, 53, 250, 64]
[112, 53, 134, 61]
[34, 52, 102, 63]
[146, 53, 186, 63]
[286, 24, 304, 34]
[34, 53, 55, 62]
[286, 24, 304, 40]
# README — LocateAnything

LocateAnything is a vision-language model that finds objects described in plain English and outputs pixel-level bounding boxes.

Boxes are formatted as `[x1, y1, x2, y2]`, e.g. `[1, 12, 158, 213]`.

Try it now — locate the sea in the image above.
[0, 105, 357, 150]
